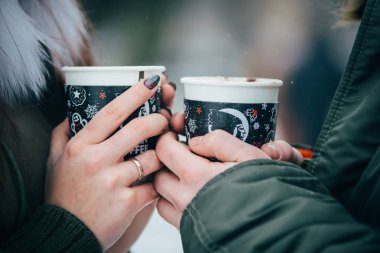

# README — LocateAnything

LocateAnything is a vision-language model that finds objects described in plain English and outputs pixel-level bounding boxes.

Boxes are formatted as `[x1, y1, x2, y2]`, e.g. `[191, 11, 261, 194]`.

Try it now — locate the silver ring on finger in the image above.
[129, 157, 144, 181]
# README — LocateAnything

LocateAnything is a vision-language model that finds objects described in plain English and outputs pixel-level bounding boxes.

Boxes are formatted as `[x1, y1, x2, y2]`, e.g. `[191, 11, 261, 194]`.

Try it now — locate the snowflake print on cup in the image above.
[245, 108, 258, 123]
[188, 118, 198, 133]
[99, 92, 107, 100]
[84, 104, 98, 119]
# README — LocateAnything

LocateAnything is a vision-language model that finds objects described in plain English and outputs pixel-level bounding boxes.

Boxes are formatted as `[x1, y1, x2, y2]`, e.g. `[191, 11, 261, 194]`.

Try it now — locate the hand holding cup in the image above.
[46, 76, 168, 251]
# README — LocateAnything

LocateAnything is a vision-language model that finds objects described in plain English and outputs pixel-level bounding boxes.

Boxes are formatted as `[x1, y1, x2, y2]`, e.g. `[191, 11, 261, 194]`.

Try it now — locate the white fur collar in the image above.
[0, 0, 89, 105]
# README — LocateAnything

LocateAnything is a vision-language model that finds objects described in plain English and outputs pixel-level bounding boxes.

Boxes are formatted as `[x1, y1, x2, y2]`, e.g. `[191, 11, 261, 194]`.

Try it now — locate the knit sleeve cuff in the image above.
[4, 204, 102, 253]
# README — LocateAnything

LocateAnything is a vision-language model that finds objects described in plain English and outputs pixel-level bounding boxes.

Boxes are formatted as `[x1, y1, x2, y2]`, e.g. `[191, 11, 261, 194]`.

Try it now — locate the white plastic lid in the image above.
[62, 66, 166, 86]
[181, 76, 282, 103]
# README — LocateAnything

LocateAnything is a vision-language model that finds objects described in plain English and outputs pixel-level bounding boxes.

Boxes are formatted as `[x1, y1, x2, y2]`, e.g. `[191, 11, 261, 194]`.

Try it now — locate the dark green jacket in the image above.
[180, 0, 380, 252]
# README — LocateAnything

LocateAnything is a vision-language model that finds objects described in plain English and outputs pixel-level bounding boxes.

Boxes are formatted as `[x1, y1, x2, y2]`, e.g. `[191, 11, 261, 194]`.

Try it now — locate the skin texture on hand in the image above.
[170, 111, 303, 165]
[104, 74, 176, 253]
[45, 76, 171, 251]
[105, 201, 156, 253]
[156, 112, 304, 230]
[154, 130, 270, 229]
[261, 140, 304, 166]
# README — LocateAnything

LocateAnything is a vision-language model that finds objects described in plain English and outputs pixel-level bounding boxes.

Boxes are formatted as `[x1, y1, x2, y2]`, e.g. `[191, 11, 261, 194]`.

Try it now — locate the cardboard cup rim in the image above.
[62, 66, 166, 73]
[180, 76, 283, 87]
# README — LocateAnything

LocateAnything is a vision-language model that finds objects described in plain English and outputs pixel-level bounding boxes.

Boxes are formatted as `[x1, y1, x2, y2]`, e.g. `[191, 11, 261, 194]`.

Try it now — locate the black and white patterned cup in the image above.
[62, 66, 165, 159]
[181, 77, 282, 148]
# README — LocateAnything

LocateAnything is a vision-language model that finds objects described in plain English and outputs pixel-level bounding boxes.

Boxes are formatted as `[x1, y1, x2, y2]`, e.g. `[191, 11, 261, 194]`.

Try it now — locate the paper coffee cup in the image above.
[62, 66, 165, 158]
[181, 76, 282, 147]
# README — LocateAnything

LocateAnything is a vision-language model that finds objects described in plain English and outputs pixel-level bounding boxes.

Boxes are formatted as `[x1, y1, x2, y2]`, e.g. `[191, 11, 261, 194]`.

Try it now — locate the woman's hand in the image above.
[105, 200, 157, 253]
[105, 74, 176, 253]
[154, 130, 270, 229]
[46, 76, 169, 251]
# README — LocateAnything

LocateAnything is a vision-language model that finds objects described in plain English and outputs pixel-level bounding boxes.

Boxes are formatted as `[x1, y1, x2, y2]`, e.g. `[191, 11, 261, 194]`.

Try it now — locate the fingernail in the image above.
[189, 136, 202, 147]
[267, 144, 280, 160]
[168, 81, 177, 91]
[161, 107, 172, 116]
[163, 71, 168, 79]
[144, 75, 160, 90]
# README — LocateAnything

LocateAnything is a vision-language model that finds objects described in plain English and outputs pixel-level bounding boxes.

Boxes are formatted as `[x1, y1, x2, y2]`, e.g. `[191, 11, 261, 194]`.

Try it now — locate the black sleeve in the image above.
[0, 204, 102, 253]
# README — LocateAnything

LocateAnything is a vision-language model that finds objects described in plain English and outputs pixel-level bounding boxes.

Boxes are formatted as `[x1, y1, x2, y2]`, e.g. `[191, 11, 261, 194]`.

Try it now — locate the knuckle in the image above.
[181, 169, 197, 184]
[104, 102, 123, 119]
[127, 118, 149, 139]
[209, 130, 225, 142]
[275, 140, 292, 159]
[124, 189, 138, 204]
[105, 175, 119, 190]
[156, 133, 171, 153]
[66, 140, 83, 157]
[83, 156, 102, 175]
[207, 130, 227, 148]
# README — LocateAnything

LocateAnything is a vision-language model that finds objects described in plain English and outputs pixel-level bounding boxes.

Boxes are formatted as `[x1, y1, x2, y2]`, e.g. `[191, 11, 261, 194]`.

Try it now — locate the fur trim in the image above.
[0, 0, 47, 105]
[0, 0, 90, 106]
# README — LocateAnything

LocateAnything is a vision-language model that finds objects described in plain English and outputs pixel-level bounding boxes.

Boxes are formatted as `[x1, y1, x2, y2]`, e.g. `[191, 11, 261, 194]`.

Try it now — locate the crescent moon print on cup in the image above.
[207, 108, 249, 142]
[65, 85, 161, 158]
[184, 99, 278, 148]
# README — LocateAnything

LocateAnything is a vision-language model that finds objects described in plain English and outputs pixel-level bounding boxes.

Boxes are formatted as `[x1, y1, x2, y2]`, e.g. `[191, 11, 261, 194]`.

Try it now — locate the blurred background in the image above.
[81, 0, 359, 252]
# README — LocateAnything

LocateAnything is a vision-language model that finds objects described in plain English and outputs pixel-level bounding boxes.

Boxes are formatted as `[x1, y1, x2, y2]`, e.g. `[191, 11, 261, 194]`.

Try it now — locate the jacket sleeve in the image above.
[0, 204, 102, 253]
[180, 160, 380, 253]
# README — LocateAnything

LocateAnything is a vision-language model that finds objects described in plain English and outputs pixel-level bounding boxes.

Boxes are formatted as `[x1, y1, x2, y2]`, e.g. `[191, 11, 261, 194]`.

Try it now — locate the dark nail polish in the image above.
[168, 81, 177, 91]
[144, 75, 160, 90]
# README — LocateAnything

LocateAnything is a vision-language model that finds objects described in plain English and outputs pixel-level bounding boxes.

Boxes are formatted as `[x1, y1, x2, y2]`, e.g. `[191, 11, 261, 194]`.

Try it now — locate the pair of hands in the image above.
[154, 114, 304, 229]
[46, 73, 303, 250]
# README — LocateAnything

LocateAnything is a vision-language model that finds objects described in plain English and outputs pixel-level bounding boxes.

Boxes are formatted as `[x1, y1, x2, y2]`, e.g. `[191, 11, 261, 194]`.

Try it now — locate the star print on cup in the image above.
[65, 84, 162, 158]
[62, 65, 166, 164]
[69, 86, 86, 106]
